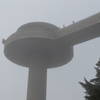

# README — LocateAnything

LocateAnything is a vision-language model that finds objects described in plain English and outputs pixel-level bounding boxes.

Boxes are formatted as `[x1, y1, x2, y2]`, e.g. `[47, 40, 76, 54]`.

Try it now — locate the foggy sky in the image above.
[0, 0, 100, 100]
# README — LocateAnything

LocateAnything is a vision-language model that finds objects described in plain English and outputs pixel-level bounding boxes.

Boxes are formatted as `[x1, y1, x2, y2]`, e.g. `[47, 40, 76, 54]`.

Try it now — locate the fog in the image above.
[0, 0, 100, 100]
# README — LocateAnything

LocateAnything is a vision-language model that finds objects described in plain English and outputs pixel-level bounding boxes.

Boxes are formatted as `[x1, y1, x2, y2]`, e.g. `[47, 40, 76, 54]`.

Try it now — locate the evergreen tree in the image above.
[80, 60, 100, 100]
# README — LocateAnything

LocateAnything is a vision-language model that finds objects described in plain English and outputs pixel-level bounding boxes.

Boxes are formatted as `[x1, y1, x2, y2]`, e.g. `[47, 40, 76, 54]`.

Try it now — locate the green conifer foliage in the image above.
[80, 60, 100, 100]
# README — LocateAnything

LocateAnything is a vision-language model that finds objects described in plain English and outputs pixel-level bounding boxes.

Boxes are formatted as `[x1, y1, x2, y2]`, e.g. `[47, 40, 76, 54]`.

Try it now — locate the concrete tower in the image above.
[3, 12, 100, 100]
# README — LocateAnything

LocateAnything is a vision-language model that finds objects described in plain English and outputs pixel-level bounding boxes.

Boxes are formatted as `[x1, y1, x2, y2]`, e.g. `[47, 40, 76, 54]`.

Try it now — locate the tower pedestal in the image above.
[27, 66, 47, 100]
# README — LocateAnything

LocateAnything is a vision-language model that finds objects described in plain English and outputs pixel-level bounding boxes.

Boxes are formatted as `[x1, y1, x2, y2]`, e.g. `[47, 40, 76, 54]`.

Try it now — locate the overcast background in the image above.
[0, 0, 100, 100]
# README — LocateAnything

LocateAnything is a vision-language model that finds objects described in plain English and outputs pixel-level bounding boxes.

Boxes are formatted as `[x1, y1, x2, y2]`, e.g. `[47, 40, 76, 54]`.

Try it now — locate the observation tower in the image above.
[3, 12, 100, 100]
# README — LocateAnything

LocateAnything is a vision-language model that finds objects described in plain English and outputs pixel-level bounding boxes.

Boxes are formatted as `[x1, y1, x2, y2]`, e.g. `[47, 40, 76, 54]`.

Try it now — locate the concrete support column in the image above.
[27, 66, 47, 100]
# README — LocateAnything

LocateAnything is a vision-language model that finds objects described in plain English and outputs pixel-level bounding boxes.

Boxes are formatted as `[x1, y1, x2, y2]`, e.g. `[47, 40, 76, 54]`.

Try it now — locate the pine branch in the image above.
[79, 59, 100, 100]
